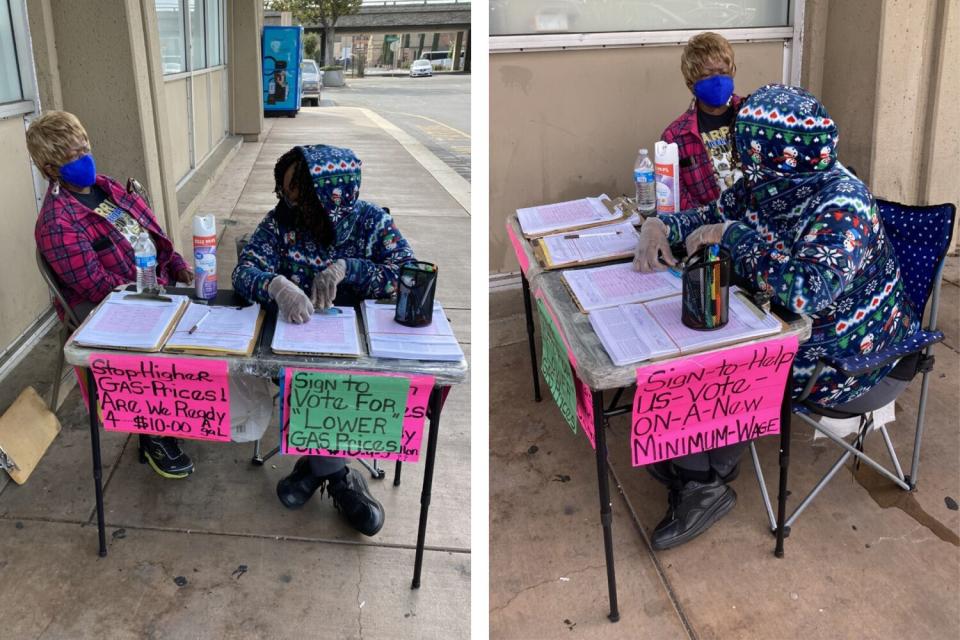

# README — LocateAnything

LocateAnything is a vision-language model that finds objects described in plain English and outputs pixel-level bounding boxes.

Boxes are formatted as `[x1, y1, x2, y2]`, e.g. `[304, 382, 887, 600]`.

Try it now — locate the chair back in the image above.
[876, 199, 957, 318]
[35, 248, 82, 331]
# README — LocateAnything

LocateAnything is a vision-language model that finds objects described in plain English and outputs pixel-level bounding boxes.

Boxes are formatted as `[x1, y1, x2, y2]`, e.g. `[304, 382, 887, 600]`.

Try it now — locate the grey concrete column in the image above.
[453, 30, 463, 71]
[26, 0, 62, 110]
[45, 0, 179, 248]
[228, 0, 264, 142]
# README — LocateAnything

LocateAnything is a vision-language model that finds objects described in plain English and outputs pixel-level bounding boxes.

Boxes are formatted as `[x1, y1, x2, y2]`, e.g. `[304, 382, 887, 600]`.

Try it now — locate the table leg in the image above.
[521, 273, 542, 402]
[412, 386, 445, 588]
[593, 390, 620, 622]
[85, 369, 108, 557]
[775, 374, 793, 557]
[393, 461, 403, 487]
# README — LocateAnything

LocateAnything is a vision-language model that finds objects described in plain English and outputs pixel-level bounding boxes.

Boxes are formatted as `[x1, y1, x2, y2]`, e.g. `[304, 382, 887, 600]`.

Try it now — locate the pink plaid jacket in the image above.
[661, 94, 744, 211]
[35, 175, 189, 311]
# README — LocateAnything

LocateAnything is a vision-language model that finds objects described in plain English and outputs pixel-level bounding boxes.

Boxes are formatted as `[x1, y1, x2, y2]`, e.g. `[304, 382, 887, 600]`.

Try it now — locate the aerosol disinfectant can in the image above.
[193, 214, 217, 299]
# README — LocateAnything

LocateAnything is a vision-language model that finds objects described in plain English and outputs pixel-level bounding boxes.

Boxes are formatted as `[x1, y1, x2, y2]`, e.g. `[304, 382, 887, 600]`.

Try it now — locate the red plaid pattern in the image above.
[661, 95, 744, 210]
[35, 175, 189, 311]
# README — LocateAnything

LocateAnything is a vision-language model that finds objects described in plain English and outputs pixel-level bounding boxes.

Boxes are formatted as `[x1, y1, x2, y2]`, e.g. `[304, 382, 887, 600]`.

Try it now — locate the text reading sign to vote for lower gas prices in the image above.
[90, 353, 231, 441]
[630, 336, 798, 466]
[281, 369, 434, 462]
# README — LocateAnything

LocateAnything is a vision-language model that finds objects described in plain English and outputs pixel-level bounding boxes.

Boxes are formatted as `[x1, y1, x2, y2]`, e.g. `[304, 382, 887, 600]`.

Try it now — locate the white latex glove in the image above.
[268, 275, 313, 324]
[685, 223, 726, 258]
[310, 259, 347, 310]
[632, 217, 678, 272]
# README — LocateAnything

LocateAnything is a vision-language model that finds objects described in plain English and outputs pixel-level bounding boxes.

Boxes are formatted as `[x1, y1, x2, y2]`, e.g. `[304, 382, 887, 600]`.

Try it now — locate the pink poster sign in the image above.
[89, 353, 231, 442]
[281, 368, 435, 462]
[631, 336, 798, 466]
[506, 222, 531, 275]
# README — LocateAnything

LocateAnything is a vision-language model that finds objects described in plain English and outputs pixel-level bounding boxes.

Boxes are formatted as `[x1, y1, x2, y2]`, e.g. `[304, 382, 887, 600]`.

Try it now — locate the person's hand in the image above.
[310, 259, 346, 310]
[685, 224, 725, 257]
[175, 268, 194, 285]
[633, 217, 677, 272]
[268, 275, 313, 323]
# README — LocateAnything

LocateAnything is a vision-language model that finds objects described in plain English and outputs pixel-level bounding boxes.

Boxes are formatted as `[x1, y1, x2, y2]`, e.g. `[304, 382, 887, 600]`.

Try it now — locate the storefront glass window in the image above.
[0, 0, 24, 103]
[156, 0, 186, 74]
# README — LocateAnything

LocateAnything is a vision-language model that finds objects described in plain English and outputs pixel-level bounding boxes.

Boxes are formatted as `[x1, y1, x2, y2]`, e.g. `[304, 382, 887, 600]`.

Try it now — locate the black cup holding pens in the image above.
[395, 261, 438, 327]
[681, 245, 731, 330]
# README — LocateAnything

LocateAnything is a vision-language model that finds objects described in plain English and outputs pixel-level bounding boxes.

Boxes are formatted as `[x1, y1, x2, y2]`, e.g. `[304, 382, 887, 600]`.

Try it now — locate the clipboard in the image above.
[71, 293, 190, 352]
[518, 196, 631, 239]
[270, 306, 365, 357]
[162, 308, 267, 357]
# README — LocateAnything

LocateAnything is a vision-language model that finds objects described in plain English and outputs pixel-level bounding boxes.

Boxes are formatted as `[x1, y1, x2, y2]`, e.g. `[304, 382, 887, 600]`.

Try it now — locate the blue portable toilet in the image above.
[262, 26, 303, 116]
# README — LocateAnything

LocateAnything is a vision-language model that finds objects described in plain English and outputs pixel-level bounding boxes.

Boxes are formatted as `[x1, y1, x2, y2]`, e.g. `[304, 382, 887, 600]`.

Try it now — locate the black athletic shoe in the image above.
[651, 477, 736, 551]
[327, 467, 385, 537]
[138, 435, 194, 479]
[276, 457, 324, 509]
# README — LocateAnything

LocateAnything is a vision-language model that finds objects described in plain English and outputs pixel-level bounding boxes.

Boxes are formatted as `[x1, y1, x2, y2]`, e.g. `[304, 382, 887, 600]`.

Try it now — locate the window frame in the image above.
[0, 0, 36, 116]
[158, 0, 226, 76]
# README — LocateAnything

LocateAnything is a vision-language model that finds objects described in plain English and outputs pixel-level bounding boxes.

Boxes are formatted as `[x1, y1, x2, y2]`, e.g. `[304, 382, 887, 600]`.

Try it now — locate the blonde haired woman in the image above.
[28, 110, 195, 479]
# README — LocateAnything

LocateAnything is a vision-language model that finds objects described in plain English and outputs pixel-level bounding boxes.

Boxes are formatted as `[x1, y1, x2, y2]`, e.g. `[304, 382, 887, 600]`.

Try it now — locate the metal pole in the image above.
[593, 389, 620, 622]
[774, 374, 792, 558]
[86, 369, 107, 557]
[521, 273, 542, 402]
[412, 386, 444, 588]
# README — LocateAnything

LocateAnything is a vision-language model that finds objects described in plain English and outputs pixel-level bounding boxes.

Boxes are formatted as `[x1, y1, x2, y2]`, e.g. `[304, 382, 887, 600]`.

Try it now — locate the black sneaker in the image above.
[276, 457, 324, 509]
[327, 467, 385, 537]
[138, 435, 194, 479]
[651, 477, 736, 551]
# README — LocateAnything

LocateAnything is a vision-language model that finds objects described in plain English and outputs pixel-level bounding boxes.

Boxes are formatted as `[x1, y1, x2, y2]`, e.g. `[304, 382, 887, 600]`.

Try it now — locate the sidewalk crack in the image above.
[489, 563, 605, 615]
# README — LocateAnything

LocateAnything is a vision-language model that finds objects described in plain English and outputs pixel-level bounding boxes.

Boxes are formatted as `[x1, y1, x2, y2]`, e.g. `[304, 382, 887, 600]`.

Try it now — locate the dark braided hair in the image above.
[273, 147, 335, 247]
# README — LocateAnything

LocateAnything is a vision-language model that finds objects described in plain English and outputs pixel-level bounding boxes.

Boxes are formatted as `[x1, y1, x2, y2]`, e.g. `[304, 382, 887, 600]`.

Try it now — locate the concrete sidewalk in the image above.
[0, 108, 471, 639]
[490, 259, 959, 639]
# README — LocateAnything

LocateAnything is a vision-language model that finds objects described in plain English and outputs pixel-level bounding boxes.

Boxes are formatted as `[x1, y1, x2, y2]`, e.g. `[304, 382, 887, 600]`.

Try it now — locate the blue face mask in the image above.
[59, 154, 97, 188]
[693, 75, 735, 108]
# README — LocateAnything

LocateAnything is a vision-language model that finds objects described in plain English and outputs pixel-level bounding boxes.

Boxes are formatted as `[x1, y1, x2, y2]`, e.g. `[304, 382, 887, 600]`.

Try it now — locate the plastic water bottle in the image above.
[634, 148, 656, 217]
[193, 214, 217, 299]
[134, 231, 158, 293]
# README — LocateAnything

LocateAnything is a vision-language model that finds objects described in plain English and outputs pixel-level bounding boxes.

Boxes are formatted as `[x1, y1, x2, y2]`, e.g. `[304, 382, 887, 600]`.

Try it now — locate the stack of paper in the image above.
[589, 291, 783, 366]
[362, 300, 464, 362]
[272, 306, 363, 357]
[164, 303, 263, 356]
[562, 263, 682, 312]
[72, 292, 190, 351]
[538, 221, 639, 268]
[517, 194, 621, 237]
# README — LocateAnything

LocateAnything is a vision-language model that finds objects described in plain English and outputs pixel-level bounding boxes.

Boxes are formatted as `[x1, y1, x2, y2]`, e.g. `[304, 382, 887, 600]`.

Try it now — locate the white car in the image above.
[409, 59, 433, 78]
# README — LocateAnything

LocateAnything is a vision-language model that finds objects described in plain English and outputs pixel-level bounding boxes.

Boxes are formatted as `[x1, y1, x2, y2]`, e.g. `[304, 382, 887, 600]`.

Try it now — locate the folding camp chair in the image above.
[750, 199, 957, 534]
[234, 232, 388, 480]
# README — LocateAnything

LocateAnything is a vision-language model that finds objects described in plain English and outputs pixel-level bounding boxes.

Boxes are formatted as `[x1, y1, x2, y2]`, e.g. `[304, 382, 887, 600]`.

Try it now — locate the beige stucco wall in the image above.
[228, 0, 265, 141]
[0, 117, 51, 348]
[805, 0, 958, 251]
[490, 41, 785, 273]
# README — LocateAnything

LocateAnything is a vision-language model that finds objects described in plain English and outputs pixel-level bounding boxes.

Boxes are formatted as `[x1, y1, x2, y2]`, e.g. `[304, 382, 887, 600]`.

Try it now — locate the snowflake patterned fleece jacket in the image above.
[232, 144, 416, 306]
[657, 84, 918, 407]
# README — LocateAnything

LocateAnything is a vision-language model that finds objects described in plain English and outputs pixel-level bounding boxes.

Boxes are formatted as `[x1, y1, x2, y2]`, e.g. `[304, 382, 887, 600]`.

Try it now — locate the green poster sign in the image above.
[288, 372, 409, 454]
[537, 298, 578, 433]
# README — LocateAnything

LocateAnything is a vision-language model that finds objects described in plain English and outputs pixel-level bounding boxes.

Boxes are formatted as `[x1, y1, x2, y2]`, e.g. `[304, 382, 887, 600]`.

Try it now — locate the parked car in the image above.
[300, 59, 322, 106]
[409, 59, 433, 78]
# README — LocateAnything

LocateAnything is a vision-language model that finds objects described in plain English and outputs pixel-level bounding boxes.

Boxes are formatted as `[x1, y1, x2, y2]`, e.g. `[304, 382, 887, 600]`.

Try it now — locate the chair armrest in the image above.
[821, 330, 944, 377]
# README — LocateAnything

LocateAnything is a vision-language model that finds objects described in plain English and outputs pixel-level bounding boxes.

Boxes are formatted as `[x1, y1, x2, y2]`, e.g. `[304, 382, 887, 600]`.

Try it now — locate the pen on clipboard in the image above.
[563, 230, 624, 239]
[188, 309, 212, 334]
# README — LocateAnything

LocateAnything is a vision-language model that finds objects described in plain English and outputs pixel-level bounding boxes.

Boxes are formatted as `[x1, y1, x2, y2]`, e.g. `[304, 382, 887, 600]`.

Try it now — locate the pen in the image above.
[188, 309, 212, 334]
[563, 231, 624, 240]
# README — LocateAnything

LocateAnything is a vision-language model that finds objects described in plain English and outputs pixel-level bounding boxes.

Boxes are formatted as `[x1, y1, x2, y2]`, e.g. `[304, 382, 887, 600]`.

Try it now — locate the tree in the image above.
[303, 32, 319, 60]
[266, 0, 362, 66]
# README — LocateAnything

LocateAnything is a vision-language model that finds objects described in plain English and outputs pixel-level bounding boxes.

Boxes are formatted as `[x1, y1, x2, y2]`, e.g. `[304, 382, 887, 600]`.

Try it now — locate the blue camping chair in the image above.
[750, 199, 957, 533]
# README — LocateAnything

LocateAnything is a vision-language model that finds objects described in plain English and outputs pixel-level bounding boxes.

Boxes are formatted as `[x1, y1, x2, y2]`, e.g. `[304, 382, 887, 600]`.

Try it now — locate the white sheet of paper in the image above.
[272, 306, 362, 356]
[589, 304, 679, 366]
[165, 303, 261, 353]
[73, 292, 190, 350]
[362, 300, 454, 336]
[562, 263, 682, 311]
[644, 292, 781, 353]
[361, 300, 463, 361]
[517, 194, 617, 236]
[541, 221, 639, 266]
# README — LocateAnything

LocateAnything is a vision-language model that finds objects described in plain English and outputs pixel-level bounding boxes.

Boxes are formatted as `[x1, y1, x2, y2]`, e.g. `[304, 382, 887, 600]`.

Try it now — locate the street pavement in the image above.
[316, 75, 471, 181]
[489, 260, 960, 638]
[0, 108, 471, 639]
